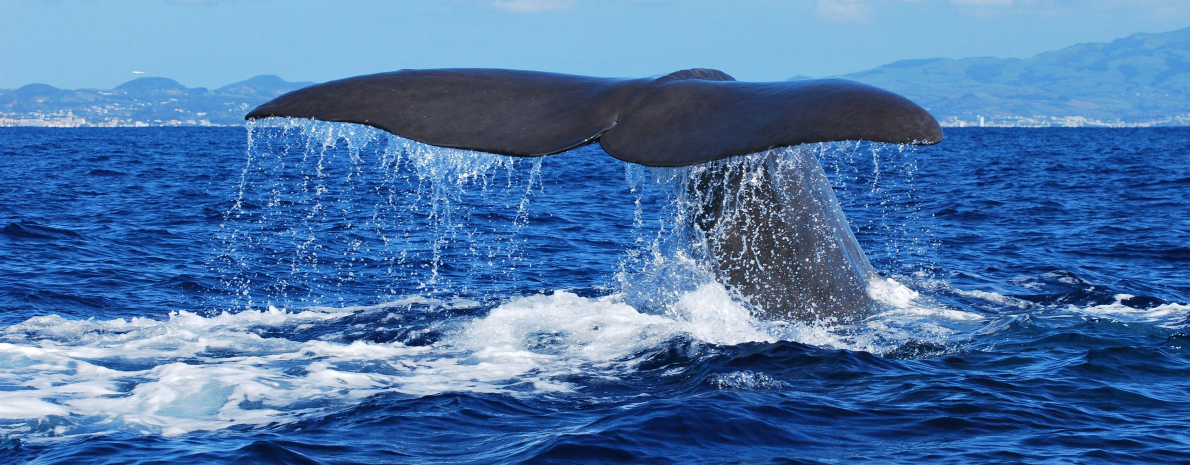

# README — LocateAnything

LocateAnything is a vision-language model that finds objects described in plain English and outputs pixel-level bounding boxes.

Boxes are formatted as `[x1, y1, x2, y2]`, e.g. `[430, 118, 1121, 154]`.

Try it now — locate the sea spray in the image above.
[617, 143, 936, 318]
[213, 120, 543, 311]
[817, 141, 935, 276]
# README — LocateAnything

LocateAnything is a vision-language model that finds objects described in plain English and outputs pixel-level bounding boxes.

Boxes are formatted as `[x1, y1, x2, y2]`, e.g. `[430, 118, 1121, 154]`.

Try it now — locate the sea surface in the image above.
[0, 125, 1187, 464]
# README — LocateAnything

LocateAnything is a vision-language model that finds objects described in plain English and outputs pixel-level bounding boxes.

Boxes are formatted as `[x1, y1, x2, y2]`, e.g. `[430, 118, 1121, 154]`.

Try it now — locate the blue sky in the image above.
[2, 0, 1189, 89]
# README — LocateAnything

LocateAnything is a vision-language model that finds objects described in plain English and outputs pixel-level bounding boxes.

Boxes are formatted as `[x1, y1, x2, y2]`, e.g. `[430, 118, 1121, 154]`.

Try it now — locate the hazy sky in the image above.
[3, 0, 1189, 89]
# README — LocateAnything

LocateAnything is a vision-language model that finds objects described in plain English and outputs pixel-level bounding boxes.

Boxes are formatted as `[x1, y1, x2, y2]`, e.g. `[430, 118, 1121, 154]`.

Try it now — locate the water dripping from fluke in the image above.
[220, 120, 966, 352]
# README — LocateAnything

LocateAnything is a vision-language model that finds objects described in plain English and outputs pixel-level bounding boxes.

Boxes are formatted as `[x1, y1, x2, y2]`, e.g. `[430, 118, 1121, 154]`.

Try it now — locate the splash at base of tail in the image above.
[691, 149, 878, 321]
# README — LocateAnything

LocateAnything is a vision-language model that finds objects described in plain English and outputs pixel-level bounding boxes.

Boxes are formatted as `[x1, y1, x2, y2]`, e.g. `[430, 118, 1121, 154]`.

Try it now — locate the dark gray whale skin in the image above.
[246, 68, 941, 167]
[692, 150, 880, 322]
[246, 68, 941, 321]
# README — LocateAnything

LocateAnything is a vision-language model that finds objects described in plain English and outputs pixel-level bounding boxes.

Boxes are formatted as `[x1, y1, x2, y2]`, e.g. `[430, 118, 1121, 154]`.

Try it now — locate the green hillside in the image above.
[0, 76, 312, 127]
[839, 27, 1190, 126]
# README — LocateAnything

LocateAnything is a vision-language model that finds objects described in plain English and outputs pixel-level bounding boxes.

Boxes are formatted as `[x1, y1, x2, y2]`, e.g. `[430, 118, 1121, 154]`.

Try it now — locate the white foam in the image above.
[0, 302, 439, 438]
[442, 286, 773, 394]
[667, 284, 776, 345]
[901, 275, 1032, 310]
[1074, 294, 1190, 328]
[706, 371, 789, 390]
[0, 391, 70, 419]
[951, 287, 1032, 309]
[867, 275, 921, 308]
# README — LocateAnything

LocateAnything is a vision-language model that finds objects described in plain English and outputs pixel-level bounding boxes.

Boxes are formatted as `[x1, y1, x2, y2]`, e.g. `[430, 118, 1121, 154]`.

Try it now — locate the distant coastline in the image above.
[0, 113, 236, 128]
[0, 75, 312, 129]
[936, 114, 1190, 128]
[5, 26, 1189, 129]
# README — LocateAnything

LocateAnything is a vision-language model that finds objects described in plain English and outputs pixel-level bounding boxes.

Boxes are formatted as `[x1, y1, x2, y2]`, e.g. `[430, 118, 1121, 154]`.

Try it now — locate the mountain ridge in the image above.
[836, 26, 1190, 126]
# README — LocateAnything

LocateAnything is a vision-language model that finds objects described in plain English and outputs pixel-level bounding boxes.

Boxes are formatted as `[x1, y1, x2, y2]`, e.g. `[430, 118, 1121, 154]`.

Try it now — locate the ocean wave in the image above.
[2, 221, 83, 240]
[0, 275, 981, 440]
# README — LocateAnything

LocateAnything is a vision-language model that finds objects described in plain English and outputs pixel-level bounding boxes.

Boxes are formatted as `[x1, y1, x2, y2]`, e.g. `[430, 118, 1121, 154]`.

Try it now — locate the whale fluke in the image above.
[246, 68, 941, 167]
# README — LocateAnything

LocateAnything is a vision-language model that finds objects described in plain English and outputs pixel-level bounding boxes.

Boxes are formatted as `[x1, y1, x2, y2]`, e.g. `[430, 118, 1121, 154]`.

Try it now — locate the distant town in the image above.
[938, 114, 1190, 128]
[0, 107, 242, 128]
[9, 109, 1190, 129]
[0, 75, 311, 129]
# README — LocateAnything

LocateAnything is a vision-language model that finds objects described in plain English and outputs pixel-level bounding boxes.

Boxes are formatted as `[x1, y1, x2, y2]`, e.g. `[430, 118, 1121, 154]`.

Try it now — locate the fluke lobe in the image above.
[246, 68, 942, 322]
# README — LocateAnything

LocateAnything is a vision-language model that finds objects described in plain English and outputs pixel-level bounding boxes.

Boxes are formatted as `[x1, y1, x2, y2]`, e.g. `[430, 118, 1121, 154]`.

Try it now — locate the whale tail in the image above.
[246, 68, 941, 321]
[245, 68, 941, 167]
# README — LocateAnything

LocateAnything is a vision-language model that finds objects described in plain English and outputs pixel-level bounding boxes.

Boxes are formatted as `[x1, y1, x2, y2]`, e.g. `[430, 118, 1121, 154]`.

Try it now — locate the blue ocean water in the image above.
[0, 125, 1187, 464]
